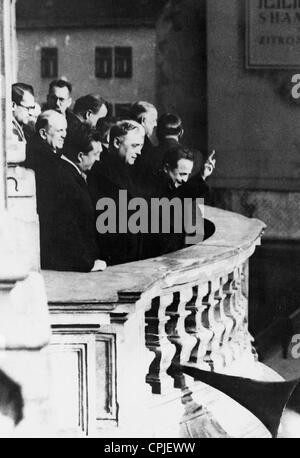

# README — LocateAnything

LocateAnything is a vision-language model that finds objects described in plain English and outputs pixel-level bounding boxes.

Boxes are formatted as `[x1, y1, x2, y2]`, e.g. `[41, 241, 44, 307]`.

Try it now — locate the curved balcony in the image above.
[42, 205, 280, 438]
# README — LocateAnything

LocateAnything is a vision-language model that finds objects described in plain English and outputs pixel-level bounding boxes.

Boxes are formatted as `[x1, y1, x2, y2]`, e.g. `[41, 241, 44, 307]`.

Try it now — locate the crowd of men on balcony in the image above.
[11, 79, 216, 272]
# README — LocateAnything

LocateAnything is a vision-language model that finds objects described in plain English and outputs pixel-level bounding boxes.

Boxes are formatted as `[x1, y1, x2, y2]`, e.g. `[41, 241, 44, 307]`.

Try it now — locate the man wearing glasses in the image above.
[12, 83, 35, 143]
[46, 79, 72, 118]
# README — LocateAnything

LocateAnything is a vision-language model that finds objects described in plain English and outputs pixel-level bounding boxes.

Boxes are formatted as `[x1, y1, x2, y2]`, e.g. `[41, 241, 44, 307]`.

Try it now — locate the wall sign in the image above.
[246, 0, 300, 68]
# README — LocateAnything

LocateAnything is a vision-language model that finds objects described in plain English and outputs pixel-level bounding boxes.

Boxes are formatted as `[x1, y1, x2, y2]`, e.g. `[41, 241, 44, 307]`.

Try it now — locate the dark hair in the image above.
[12, 83, 34, 105]
[48, 79, 72, 94]
[129, 101, 156, 122]
[162, 145, 194, 171]
[109, 120, 142, 148]
[157, 113, 183, 142]
[64, 129, 101, 163]
[73, 94, 107, 116]
[96, 117, 117, 143]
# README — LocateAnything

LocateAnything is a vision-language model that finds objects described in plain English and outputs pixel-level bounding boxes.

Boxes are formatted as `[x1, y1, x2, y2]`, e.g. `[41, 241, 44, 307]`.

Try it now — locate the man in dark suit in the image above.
[63, 93, 108, 157]
[88, 120, 145, 265]
[12, 83, 36, 144]
[153, 112, 184, 173]
[142, 144, 215, 259]
[26, 110, 105, 272]
[46, 79, 73, 118]
[73, 94, 108, 129]
[60, 130, 106, 272]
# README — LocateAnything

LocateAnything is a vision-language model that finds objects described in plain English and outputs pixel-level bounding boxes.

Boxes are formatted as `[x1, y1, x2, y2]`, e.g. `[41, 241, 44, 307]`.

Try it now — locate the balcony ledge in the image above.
[43, 205, 265, 306]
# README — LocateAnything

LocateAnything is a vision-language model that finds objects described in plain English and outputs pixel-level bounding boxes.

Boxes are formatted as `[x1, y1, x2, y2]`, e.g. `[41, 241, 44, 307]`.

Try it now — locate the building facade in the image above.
[16, 0, 167, 113]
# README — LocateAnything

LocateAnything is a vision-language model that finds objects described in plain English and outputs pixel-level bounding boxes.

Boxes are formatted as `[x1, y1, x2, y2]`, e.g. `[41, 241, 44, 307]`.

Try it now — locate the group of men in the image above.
[12, 79, 216, 272]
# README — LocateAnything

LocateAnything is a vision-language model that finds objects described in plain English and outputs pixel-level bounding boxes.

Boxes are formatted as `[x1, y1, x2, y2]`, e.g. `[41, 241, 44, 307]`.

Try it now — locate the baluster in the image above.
[240, 262, 258, 361]
[145, 294, 177, 395]
[168, 286, 197, 364]
[223, 272, 243, 361]
[202, 279, 226, 370]
[214, 276, 235, 366]
[230, 267, 247, 355]
[186, 283, 213, 371]
[165, 287, 197, 388]
[232, 266, 257, 362]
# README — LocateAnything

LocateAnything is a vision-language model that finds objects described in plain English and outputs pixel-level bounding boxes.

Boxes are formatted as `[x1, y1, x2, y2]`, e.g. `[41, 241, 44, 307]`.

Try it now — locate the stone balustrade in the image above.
[43, 205, 272, 438]
[0, 211, 54, 437]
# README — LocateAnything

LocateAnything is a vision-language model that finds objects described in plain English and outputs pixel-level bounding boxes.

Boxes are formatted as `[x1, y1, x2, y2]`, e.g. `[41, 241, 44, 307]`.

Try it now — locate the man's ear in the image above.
[12, 101, 17, 112]
[113, 137, 121, 149]
[77, 151, 84, 164]
[163, 163, 169, 174]
[140, 115, 146, 127]
[67, 97, 72, 109]
[39, 128, 47, 141]
[85, 109, 92, 121]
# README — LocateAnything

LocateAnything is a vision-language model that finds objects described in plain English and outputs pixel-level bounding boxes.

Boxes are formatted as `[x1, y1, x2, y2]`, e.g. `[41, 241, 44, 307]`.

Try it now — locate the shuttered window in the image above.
[95, 47, 113, 79]
[114, 47, 132, 78]
[41, 48, 58, 78]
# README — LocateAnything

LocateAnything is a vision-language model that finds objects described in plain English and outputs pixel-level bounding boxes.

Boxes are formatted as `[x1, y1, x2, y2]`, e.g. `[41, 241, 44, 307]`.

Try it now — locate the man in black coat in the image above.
[142, 144, 215, 259]
[60, 130, 106, 272]
[88, 120, 145, 266]
[153, 112, 184, 172]
[25, 110, 105, 272]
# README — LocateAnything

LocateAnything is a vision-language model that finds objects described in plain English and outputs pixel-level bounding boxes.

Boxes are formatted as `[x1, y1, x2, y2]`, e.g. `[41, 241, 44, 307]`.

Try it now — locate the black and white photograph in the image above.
[1, 0, 300, 441]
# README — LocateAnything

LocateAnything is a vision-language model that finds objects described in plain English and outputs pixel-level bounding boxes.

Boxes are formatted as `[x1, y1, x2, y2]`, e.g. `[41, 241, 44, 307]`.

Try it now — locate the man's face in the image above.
[13, 91, 35, 125]
[47, 86, 72, 115]
[79, 141, 103, 172]
[166, 158, 194, 188]
[86, 104, 108, 128]
[41, 114, 67, 151]
[142, 108, 158, 137]
[117, 129, 145, 165]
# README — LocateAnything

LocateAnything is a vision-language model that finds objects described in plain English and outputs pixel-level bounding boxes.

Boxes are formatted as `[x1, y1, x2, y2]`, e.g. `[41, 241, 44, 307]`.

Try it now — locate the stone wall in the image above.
[157, 0, 300, 240]
[207, 0, 300, 192]
[156, 0, 207, 166]
[17, 27, 157, 109]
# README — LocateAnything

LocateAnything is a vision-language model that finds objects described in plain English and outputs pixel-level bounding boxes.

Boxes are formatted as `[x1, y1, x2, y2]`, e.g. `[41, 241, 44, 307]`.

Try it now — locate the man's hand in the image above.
[91, 259, 107, 272]
[201, 150, 216, 180]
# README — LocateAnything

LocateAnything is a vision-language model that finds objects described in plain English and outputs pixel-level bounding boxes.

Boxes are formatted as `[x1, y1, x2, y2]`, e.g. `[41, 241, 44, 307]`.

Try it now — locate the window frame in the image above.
[114, 46, 133, 79]
[41, 47, 58, 79]
[95, 47, 113, 79]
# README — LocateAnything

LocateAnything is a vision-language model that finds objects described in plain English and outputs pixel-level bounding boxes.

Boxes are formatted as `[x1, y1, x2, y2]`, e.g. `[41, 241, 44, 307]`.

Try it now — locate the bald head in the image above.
[36, 110, 67, 151]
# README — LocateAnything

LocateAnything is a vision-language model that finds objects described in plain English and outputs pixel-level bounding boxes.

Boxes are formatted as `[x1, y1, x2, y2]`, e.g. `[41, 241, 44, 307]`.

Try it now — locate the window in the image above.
[95, 47, 112, 79]
[41, 48, 58, 78]
[115, 103, 131, 119]
[114, 47, 132, 78]
[95, 47, 133, 79]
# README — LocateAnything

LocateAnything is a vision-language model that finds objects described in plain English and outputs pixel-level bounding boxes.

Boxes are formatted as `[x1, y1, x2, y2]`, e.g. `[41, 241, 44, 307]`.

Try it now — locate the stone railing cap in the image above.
[44, 206, 265, 306]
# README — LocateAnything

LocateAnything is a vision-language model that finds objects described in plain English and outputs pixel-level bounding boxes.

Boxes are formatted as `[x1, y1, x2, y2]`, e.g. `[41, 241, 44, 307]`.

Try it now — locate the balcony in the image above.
[39, 204, 280, 438]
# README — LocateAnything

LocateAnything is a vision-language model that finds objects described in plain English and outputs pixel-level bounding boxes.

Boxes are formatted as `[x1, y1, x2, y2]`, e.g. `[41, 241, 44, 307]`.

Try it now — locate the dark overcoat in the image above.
[25, 135, 98, 272]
